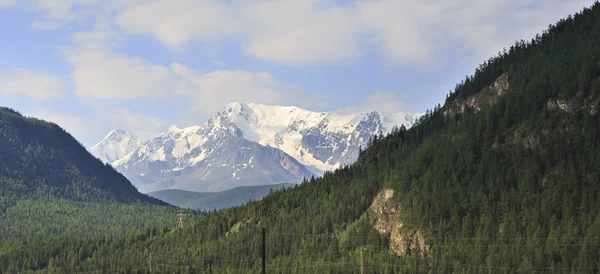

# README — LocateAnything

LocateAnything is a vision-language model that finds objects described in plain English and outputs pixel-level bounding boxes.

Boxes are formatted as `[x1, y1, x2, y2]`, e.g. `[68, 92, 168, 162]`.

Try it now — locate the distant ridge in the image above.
[148, 183, 294, 211]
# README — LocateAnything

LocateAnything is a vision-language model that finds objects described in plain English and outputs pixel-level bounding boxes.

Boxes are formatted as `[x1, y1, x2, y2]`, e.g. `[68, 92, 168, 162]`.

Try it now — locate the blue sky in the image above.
[0, 0, 594, 146]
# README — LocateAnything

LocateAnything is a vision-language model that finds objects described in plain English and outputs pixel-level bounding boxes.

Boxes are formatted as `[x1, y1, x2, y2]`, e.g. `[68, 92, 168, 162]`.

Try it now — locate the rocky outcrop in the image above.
[226, 217, 259, 237]
[444, 73, 511, 117]
[367, 189, 430, 256]
[546, 96, 600, 115]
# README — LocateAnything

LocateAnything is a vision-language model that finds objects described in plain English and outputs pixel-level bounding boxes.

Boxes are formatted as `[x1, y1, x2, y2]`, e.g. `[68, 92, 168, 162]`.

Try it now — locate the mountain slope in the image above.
[0, 108, 173, 239]
[113, 121, 313, 192]
[220, 102, 420, 171]
[94, 103, 420, 192]
[147, 189, 211, 206]
[149, 183, 294, 211]
[0, 108, 161, 207]
[4, 3, 600, 273]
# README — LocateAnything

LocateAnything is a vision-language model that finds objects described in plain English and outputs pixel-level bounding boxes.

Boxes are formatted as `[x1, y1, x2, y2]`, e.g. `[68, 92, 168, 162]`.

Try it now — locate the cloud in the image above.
[115, 0, 361, 64]
[103, 108, 170, 137]
[27, 107, 168, 146]
[115, 0, 240, 52]
[112, 0, 593, 67]
[173, 63, 327, 114]
[0, 0, 15, 8]
[66, 50, 177, 100]
[0, 69, 67, 101]
[71, 30, 123, 51]
[27, 108, 103, 142]
[240, 0, 360, 64]
[11, 0, 595, 66]
[29, 0, 103, 29]
[65, 31, 326, 114]
[357, 0, 439, 65]
[335, 91, 409, 114]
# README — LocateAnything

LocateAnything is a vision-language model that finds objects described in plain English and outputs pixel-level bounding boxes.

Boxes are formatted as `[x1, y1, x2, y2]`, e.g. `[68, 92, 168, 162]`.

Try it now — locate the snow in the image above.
[89, 128, 140, 164]
[94, 102, 422, 186]
[218, 102, 421, 171]
[190, 151, 207, 166]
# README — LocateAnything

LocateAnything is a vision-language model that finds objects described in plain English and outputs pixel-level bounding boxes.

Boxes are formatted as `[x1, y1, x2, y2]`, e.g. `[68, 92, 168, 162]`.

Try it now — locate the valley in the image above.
[1, 1, 600, 273]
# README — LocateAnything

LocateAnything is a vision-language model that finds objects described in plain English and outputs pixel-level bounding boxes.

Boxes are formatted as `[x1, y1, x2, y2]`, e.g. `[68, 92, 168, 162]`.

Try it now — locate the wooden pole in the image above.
[360, 248, 365, 274]
[149, 252, 153, 274]
[261, 228, 266, 274]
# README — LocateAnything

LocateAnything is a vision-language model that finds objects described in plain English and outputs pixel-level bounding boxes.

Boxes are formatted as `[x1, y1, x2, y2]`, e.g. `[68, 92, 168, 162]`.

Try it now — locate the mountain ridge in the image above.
[4, 2, 600, 272]
[0, 106, 166, 212]
[90, 102, 421, 192]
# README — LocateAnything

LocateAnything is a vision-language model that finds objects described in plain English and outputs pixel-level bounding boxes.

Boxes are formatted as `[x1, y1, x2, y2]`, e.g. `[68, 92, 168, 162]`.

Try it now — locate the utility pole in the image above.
[149, 252, 153, 274]
[178, 208, 184, 228]
[360, 248, 365, 274]
[261, 228, 266, 274]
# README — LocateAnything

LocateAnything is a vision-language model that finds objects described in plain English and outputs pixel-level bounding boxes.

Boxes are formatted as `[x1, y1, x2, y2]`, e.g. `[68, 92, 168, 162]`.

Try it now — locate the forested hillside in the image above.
[2, 2, 600, 273]
[0, 107, 163, 207]
[0, 108, 177, 240]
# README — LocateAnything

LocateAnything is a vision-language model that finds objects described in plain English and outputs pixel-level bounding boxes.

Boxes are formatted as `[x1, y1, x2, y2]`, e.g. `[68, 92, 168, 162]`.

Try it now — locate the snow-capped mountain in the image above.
[221, 102, 421, 172]
[89, 129, 140, 164]
[110, 113, 314, 193]
[90, 102, 421, 193]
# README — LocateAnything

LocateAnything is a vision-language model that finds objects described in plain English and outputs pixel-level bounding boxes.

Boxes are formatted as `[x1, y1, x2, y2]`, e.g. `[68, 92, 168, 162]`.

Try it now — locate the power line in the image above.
[270, 231, 600, 241]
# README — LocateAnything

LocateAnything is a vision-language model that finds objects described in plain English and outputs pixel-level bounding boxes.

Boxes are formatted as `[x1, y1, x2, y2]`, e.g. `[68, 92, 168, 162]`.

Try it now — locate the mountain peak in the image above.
[103, 128, 127, 141]
[168, 125, 182, 132]
[93, 102, 423, 192]
[89, 129, 140, 164]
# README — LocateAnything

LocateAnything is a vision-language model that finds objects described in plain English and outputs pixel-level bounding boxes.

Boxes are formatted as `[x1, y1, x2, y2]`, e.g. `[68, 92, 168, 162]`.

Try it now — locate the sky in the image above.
[0, 0, 595, 147]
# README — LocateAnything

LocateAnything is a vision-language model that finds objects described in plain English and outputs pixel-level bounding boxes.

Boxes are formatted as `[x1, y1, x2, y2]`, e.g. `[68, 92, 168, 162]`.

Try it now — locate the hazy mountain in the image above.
[148, 183, 294, 211]
[91, 103, 421, 192]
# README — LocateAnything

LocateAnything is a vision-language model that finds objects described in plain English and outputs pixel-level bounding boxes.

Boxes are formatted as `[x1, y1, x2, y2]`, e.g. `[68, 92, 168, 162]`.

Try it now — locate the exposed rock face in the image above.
[547, 96, 600, 115]
[444, 73, 511, 117]
[368, 189, 430, 256]
[226, 217, 259, 237]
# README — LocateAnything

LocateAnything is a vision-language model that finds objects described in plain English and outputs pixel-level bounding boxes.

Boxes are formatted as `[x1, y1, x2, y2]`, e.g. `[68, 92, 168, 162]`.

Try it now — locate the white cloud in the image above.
[71, 30, 123, 51]
[356, 0, 594, 67]
[67, 50, 177, 100]
[241, 0, 360, 64]
[116, 0, 240, 52]
[65, 33, 326, 113]
[104, 108, 170, 136]
[173, 63, 326, 114]
[26, 107, 167, 146]
[27, 108, 102, 142]
[115, 0, 361, 64]
[0, 0, 16, 8]
[336, 91, 409, 114]
[29, 0, 103, 29]
[357, 0, 439, 65]
[9, 0, 595, 66]
[112, 0, 593, 66]
[0, 69, 67, 101]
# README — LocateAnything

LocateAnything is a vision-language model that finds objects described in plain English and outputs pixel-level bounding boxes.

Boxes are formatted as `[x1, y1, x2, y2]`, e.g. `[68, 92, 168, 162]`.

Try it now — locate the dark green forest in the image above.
[2, 2, 600, 273]
[0, 108, 179, 240]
